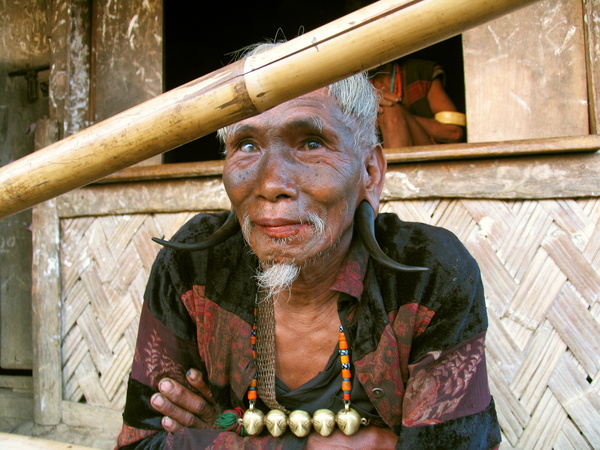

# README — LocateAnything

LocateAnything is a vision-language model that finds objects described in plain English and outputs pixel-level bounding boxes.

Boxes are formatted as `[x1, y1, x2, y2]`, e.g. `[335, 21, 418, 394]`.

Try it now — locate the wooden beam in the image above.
[0, 375, 33, 391]
[0, 391, 33, 420]
[382, 153, 600, 200]
[97, 160, 225, 184]
[0, 0, 538, 219]
[93, 135, 600, 185]
[61, 400, 123, 433]
[55, 152, 600, 218]
[56, 177, 231, 218]
[383, 135, 600, 164]
[0, 433, 98, 450]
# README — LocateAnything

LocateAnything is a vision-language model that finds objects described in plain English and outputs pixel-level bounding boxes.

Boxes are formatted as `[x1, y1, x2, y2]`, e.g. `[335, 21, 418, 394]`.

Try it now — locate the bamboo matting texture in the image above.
[59, 199, 600, 449]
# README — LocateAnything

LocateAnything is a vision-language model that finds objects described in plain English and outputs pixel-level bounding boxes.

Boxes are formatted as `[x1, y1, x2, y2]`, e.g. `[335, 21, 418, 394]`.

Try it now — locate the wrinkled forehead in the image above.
[224, 89, 352, 143]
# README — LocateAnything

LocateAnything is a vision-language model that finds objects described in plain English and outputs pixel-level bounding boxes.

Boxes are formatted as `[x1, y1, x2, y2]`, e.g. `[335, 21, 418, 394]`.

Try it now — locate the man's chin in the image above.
[250, 241, 309, 266]
[258, 254, 299, 268]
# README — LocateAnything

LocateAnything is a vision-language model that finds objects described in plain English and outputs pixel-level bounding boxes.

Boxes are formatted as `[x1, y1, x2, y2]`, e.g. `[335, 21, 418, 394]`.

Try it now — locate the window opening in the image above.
[163, 1, 464, 163]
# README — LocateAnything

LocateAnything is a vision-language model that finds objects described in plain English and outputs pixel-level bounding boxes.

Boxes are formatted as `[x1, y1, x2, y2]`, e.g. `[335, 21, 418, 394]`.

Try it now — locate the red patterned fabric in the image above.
[116, 423, 158, 449]
[354, 303, 435, 427]
[180, 284, 255, 400]
[403, 332, 489, 426]
[131, 302, 201, 391]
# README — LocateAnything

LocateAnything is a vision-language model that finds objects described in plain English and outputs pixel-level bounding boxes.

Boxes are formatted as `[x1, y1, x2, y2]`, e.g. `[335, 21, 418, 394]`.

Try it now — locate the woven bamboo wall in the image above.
[59, 198, 600, 449]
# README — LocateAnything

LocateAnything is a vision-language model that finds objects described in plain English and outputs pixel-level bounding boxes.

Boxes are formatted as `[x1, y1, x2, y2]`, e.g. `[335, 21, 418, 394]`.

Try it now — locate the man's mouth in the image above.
[254, 221, 311, 239]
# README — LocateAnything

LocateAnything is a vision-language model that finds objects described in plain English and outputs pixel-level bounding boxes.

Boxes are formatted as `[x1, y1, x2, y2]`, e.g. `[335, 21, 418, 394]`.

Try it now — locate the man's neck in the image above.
[270, 227, 352, 311]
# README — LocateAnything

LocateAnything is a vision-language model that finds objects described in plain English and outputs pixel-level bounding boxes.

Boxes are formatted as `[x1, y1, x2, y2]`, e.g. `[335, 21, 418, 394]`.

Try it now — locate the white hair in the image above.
[217, 41, 380, 156]
[256, 263, 300, 302]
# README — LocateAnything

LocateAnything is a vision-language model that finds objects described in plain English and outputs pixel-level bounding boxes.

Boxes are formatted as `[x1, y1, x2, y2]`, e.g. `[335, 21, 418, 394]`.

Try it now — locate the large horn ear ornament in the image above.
[356, 201, 428, 272]
[151, 210, 240, 252]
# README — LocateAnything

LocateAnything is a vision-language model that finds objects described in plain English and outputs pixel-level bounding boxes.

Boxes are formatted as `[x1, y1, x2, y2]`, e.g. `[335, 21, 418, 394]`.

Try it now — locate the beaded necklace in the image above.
[238, 299, 368, 438]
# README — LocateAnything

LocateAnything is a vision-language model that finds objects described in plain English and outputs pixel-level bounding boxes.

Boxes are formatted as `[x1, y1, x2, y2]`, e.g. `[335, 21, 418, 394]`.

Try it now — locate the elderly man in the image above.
[116, 43, 500, 450]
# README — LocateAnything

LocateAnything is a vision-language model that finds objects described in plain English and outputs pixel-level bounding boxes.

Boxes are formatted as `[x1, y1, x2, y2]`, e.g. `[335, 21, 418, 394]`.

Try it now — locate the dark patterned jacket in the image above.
[116, 211, 501, 449]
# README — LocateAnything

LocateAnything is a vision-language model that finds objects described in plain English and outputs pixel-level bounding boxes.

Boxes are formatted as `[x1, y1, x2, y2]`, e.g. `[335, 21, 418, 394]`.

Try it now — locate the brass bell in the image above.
[265, 409, 288, 437]
[242, 406, 265, 436]
[312, 409, 336, 437]
[288, 410, 312, 437]
[336, 407, 362, 436]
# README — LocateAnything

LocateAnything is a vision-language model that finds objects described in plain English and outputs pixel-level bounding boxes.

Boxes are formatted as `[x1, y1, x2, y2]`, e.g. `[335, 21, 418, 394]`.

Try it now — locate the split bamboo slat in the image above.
[57, 197, 600, 449]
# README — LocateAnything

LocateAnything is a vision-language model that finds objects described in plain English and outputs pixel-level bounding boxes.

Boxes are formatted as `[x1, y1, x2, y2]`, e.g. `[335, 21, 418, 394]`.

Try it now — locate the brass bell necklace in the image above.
[224, 296, 370, 438]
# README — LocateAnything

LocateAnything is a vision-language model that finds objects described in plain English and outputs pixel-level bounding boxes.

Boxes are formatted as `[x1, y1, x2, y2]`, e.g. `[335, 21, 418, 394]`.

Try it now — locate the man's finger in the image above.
[379, 99, 395, 107]
[157, 378, 217, 426]
[151, 393, 207, 430]
[187, 369, 215, 405]
[161, 415, 184, 433]
[380, 92, 401, 103]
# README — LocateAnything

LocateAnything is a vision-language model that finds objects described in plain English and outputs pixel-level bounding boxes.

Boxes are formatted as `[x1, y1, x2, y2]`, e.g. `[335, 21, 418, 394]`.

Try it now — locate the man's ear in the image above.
[362, 144, 387, 214]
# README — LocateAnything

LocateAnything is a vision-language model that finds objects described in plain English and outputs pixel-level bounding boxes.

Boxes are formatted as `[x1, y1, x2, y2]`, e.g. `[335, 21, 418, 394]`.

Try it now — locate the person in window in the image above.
[370, 58, 465, 148]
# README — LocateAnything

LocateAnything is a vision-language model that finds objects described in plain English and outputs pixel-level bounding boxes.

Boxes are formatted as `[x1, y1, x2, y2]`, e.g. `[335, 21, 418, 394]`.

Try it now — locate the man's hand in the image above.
[377, 91, 402, 113]
[151, 369, 217, 432]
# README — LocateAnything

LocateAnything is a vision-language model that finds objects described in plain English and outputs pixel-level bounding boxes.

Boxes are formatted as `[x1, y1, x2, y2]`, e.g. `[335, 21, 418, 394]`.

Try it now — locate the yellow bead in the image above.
[265, 409, 288, 437]
[242, 408, 264, 436]
[336, 407, 362, 436]
[288, 410, 312, 437]
[313, 409, 336, 437]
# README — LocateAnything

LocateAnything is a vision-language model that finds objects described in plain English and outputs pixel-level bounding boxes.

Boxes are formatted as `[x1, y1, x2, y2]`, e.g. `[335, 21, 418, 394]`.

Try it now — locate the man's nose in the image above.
[253, 148, 298, 202]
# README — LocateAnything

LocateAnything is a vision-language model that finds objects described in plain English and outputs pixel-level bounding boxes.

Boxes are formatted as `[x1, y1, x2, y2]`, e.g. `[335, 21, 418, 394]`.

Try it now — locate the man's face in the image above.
[222, 90, 368, 266]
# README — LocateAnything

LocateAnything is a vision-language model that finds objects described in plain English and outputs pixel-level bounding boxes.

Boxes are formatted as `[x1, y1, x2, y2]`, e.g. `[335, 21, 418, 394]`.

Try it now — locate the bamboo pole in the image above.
[0, 0, 537, 219]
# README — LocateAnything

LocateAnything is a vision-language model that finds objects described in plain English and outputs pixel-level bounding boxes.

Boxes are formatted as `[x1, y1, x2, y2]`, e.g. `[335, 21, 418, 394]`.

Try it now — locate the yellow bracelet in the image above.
[434, 111, 466, 126]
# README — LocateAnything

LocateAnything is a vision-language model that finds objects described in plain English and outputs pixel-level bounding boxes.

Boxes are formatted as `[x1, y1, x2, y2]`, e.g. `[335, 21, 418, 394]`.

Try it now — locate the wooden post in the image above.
[31, 118, 61, 425]
[0, 0, 538, 220]
[31, 198, 61, 425]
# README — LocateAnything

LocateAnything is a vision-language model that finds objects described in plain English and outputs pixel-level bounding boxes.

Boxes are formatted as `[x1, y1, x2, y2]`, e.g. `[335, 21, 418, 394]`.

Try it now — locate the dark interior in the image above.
[163, 1, 465, 163]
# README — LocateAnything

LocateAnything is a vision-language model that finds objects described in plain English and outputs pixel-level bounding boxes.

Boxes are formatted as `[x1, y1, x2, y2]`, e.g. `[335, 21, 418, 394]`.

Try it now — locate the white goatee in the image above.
[256, 263, 300, 301]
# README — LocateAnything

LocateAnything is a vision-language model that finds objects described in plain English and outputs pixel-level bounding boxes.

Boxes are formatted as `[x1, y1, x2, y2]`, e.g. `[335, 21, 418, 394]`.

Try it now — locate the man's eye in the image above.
[306, 140, 322, 150]
[241, 142, 257, 152]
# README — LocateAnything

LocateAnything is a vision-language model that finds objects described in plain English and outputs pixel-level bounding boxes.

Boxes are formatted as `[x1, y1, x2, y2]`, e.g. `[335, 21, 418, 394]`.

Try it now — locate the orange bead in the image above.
[342, 369, 351, 379]
[344, 393, 351, 401]
[340, 354, 350, 365]
[342, 381, 352, 391]
[250, 379, 257, 387]
[339, 341, 348, 350]
[339, 332, 346, 342]
[248, 390, 257, 401]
